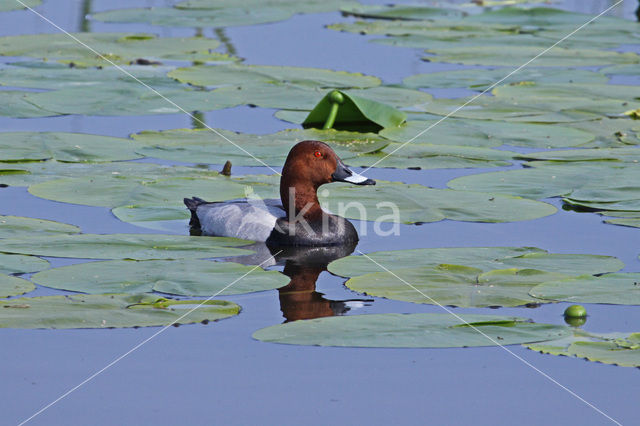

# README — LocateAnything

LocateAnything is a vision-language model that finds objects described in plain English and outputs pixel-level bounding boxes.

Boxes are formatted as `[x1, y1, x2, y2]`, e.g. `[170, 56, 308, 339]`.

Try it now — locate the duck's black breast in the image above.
[266, 213, 359, 247]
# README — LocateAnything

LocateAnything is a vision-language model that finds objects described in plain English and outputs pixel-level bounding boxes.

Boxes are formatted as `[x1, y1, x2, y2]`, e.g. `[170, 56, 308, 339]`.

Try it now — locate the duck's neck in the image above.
[280, 179, 324, 222]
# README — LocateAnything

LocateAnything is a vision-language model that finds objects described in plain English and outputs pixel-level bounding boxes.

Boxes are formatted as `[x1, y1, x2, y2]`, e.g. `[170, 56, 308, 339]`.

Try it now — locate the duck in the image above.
[184, 140, 375, 246]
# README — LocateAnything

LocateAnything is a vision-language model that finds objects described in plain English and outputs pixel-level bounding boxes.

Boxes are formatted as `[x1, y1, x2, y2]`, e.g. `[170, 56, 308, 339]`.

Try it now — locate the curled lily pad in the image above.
[32, 259, 288, 296]
[344, 265, 568, 308]
[530, 273, 640, 305]
[0, 215, 80, 237]
[253, 313, 570, 348]
[0, 234, 253, 260]
[526, 331, 640, 368]
[403, 68, 608, 91]
[303, 90, 406, 131]
[132, 127, 389, 167]
[0, 0, 41, 11]
[379, 119, 594, 148]
[0, 33, 233, 66]
[0, 294, 239, 329]
[318, 181, 557, 224]
[0, 274, 35, 298]
[0, 132, 141, 163]
[168, 64, 380, 89]
[0, 254, 49, 275]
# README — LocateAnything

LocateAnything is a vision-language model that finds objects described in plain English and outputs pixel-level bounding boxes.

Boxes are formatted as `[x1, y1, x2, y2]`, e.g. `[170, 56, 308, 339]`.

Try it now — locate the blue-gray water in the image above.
[1, 1, 639, 425]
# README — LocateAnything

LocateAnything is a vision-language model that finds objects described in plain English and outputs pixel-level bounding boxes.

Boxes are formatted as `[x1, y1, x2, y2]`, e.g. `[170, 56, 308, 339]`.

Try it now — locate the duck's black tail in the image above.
[183, 197, 207, 228]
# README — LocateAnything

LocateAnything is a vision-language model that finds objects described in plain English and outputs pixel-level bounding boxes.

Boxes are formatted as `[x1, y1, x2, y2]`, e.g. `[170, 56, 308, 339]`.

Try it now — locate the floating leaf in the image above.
[168, 64, 380, 89]
[111, 205, 190, 232]
[344, 265, 567, 307]
[526, 331, 640, 368]
[379, 119, 594, 148]
[0, 33, 233, 66]
[0, 91, 53, 118]
[0, 234, 253, 260]
[32, 259, 288, 296]
[0, 254, 49, 275]
[0, 0, 41, 11]
[0, 215, 80, 237]
[132, 127, 389, 167]
[341, 4, 463, 20]
[0, 132, 141, 162]
[403, 68, 608, 91]
[0, 294, 239, 329]
[253, 313, 570, 348]
[318, 181, 557, 224]
[302, 90, 406, 131]
[516, 147, 640, 163]
[530, 273, 640, 305]
[0, 274, 35, 298]
[604, 217, 640, 229]
[600, 64, 640, 76]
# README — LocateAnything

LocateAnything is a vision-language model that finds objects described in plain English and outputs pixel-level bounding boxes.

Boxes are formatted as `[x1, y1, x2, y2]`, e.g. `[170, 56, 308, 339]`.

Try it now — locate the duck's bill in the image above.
[332, 159, 376, 186]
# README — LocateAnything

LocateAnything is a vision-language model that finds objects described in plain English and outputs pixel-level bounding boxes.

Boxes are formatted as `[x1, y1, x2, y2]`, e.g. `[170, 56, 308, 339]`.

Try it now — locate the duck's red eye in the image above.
[314, 151, 322, 158]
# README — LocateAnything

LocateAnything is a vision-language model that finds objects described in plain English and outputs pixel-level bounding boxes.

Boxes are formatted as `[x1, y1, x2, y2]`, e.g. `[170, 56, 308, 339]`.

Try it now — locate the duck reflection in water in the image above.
[226, 241, 373, 322]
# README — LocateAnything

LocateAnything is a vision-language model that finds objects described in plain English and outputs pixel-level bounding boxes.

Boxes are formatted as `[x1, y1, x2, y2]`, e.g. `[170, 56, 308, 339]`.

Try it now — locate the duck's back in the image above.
[185, 197, 285, 242]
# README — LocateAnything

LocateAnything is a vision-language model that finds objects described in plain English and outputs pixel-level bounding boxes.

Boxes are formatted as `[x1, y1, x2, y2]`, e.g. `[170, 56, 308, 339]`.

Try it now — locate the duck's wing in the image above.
[194, 199, 285, 242]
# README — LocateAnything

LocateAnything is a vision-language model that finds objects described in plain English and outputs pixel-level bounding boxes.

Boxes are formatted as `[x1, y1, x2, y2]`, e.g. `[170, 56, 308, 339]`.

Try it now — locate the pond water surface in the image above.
[1, 1, 639, 425]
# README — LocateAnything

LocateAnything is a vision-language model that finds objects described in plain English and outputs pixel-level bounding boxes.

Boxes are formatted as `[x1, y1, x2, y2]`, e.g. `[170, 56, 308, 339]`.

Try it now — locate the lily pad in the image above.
[318, 181, 557, 224]
[340, 4, 463, 20]
[0, 91, 54, 118]
[111, 205, 191, 232]
[0, 254, 49, 275]
[403, 68, 609, 91]
[516, 147, 640, 163]
[530, 273, 640, 305]
[379, 119, 594, 148]
[0, 234, 253, 260]
[28, 174, 247, 208]
[424, 45, 639, 67]
[0, 0, 41, 11]
[0, 274, 35, 298]
[465, 7, 635, 29]
[253, 313, 570, 348]
[526, 331, 640, 368]
[0, 294, 239, 329]
[604, 217, 640, 229]
[168, 64, 380, 89]
[328, 247, 623, 278]
[0, 215, 80, 237]
[345, 265, 568, 307]
[132, 127, 389, 167]
[600, 64, 640, 76]
[0, 132, 141, 162]
[0, 33, 233, 66]
[32, 259, 288, 296]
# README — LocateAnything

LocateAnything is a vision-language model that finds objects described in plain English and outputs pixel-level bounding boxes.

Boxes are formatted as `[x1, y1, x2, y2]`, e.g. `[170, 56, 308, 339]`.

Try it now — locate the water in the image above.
[1, 1, 639, 425]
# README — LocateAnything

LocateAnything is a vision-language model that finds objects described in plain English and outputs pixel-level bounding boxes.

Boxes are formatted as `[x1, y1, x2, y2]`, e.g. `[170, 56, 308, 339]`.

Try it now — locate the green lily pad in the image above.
[0, 91, 54, 118]
[403, 68, 609, 91]
[318, 181, 557, 224]
[419, 96, 601, 123]
[600, 64, 640, 76]
[0, 132, 141, 162]
[0, 234, 253, 260]
[604, 217, 640, 229]
[465, 7, 635, 29]
[328, 247, 623, 278]
[567, 118, 640, 148]
[379, 119, 594, 148]
[0, 215, 80, 237]
[530, 273, 640, 305]
[0, 33, 233, 66]
[526, 332, 640, 368]
[0, 294, 239, 329]
[328, 246, 546, 277]
[340, 4, 463, 20]
[302, 90, 406, 131]
[516, 147, 640, 163]
[424, 45, 639, 67]
[132, 127, 389, 167]
[0, 274, 35, 298]
[32, 259, 288, 296]
[111, 205, 191, 232]
[345, 265, 567, 307]
[0, 0, 41, 11]
[253, 313, 570, 348]
[0, 254, 49, 275]
[168, 64, 380, 89]
[28, 173, 247, 208]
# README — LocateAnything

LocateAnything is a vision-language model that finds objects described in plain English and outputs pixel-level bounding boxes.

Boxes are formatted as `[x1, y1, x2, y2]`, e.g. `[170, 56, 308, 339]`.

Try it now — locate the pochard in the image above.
[184, 140, 375, 246]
